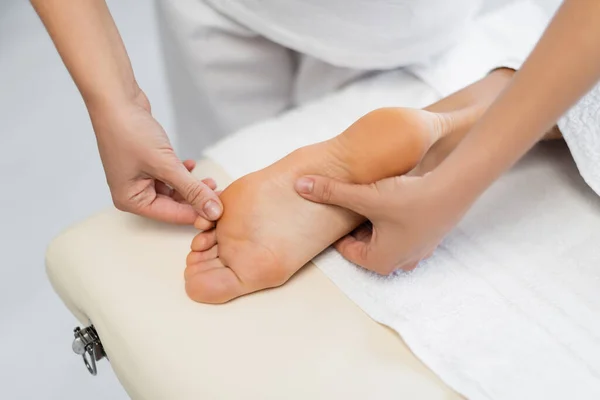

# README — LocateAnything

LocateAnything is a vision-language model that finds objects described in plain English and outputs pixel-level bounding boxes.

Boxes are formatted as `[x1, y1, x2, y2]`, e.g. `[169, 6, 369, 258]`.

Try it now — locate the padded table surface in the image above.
[46, 159, 458, 400]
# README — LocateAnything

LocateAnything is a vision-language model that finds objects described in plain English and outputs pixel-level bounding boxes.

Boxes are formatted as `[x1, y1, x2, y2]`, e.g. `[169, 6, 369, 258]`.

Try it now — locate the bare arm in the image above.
[31, 0, 223, 223]
[292, 0, 600, 273]
[31, 0, 139, 109]
[434, 0, 600, 201]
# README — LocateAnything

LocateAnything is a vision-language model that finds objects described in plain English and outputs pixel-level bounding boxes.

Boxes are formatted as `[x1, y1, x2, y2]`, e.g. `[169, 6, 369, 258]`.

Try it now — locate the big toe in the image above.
[185, 242, 286, 304]
[185, 264, 245, 304]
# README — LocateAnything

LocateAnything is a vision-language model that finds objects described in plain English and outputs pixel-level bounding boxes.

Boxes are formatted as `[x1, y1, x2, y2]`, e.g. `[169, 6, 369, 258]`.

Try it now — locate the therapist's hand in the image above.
[89, 91, 223, 225]
[295, 174, 469, 274]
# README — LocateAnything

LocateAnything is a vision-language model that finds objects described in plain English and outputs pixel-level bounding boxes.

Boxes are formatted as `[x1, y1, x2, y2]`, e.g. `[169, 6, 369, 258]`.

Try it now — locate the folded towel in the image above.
[315, 143, 600, 399]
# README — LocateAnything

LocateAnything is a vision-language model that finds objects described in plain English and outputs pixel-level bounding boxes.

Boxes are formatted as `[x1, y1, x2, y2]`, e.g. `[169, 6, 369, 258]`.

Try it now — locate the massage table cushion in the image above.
[46, 159, 459, 399]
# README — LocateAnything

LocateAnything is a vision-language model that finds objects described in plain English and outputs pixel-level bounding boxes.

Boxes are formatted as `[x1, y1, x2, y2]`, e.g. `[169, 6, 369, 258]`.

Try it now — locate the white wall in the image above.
[0, 1, 171, 398]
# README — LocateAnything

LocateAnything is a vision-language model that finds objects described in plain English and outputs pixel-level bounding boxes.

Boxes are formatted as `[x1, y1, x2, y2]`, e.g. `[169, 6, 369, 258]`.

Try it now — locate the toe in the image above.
[191, 229, 217, 251]
[186, 245, 219, 267]
[186, 239, 288, 304]
[185, 267, 246, 304]
[184, 257, 224, 281]
[194, 217, 215, 231]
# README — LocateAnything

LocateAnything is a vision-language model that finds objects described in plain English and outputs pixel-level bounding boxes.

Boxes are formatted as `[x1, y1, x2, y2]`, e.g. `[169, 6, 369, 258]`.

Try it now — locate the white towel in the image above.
[205, 65, 600, 399]
[314, 144, 600, 399]
[559, 82, 600, 197]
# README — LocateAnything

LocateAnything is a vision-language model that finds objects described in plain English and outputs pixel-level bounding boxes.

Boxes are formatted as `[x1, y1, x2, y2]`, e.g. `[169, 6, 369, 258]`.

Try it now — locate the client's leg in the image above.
[185, 70, 513, 304]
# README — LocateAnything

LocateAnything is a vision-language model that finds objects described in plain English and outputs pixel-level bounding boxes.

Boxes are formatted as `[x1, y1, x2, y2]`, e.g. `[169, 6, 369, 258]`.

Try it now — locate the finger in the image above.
[333, 234, 374, 269]
[191, 229, 217, 251]
[351, 222, 373, 242]
[294, 175, 377, 216]
[155, 181, 173, 197]
[194, 216, 215, 231]
[400, 261, 420, 272]
[172, 178, 217, 203]
[334, 232, 396, 275]
[183, 159, 196, 172]
[137, 194, 199, 225]
[162, 164, 223, 221]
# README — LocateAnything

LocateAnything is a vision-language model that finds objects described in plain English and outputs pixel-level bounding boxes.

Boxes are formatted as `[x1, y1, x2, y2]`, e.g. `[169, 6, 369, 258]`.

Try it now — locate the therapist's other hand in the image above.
[295, 174, 464, 274]
[89, 91, 223, 224]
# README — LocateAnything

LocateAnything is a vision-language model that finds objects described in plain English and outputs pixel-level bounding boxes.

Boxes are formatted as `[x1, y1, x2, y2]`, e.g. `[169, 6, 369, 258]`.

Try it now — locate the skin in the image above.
[186, 69, 528, 303]
[186, 108, 448, 303]
[297, 0, 600, 273]
[30, 0, 222, 224]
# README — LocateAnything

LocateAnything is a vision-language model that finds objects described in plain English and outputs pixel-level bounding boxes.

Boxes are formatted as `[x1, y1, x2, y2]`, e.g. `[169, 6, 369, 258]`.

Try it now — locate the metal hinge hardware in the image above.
[72, 325, 106, 376]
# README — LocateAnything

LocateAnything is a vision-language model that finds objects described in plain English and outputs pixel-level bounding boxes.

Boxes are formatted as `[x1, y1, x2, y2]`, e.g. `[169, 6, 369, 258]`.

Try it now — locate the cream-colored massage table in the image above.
[46, 158, 460, 399]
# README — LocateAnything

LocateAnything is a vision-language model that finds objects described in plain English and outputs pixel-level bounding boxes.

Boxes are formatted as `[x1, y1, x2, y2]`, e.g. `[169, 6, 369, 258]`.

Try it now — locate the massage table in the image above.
[46, 158, 460, 399]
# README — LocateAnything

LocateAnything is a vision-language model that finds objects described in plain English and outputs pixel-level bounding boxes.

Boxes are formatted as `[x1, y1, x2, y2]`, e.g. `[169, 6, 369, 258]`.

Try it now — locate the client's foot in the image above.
[185, 108, 452, 303]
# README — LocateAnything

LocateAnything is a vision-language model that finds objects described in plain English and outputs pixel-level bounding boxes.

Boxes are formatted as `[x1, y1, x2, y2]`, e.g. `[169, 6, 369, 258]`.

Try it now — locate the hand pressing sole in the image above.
[184, 108, 454, 304]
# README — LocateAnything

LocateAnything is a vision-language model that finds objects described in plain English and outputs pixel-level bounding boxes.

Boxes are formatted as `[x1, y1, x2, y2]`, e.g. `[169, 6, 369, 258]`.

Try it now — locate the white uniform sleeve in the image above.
[406, 0, 551, 97]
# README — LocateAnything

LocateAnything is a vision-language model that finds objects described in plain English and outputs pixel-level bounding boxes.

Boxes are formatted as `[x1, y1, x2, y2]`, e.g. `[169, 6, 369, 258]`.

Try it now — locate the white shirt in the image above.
[205, 0, 484, 69]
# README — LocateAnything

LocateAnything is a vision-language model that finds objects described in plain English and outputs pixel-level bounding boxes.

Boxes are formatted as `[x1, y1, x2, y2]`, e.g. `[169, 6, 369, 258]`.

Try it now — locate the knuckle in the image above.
[318, 180, 335, 203]
[404, 262, 419, 271]
[359, 246, 371, 265]
[183, 182, 209, 205]
[112, 200, 126, 211]
[111, 195, 129, 211]
[265, 267, 289, 288]
[367, 254, 396, 275]
[378, 264, 397, 276]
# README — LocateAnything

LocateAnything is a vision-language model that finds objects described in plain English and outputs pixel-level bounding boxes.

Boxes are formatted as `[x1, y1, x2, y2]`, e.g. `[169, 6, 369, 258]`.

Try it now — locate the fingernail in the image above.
[295, 178, 314, 194]
[203, 200, 222, 220]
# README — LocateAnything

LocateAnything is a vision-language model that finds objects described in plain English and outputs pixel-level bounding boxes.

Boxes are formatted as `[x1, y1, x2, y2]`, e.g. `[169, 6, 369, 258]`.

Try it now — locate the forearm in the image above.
[418, 68, 515, 169]
[425, 68, 515, 116]
[31, 0, 139, 111]
[435, 0, 600, 201]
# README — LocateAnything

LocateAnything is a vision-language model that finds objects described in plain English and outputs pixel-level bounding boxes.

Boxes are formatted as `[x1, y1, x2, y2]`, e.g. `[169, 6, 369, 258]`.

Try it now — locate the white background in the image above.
[0, 0, 561, 399]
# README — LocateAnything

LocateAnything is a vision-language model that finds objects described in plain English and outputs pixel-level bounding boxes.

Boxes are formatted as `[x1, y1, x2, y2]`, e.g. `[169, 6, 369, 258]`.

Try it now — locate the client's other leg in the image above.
[185, 70, 515, 304]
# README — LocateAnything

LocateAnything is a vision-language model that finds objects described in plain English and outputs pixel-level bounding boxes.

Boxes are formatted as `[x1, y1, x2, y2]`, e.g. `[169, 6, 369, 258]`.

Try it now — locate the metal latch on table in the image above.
[72, 325, 106, 376]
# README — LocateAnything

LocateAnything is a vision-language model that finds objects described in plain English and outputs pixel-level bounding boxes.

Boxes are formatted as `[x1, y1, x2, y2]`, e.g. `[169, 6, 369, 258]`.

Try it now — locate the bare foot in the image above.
[184, 108, 450, 303]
